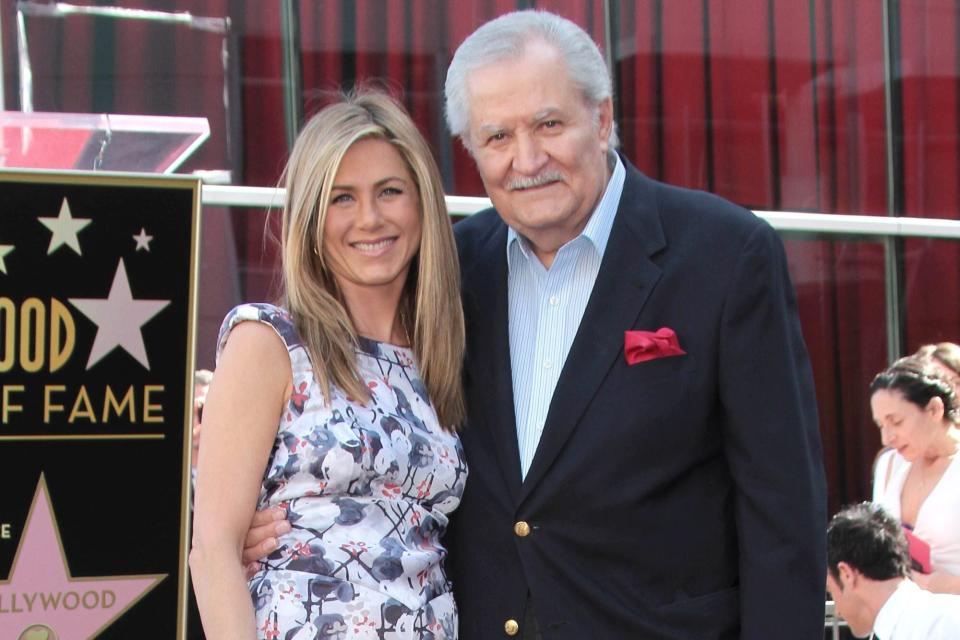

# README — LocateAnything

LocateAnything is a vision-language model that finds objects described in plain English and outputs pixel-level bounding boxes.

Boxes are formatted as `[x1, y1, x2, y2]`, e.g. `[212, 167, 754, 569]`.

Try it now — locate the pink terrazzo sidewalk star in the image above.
[0, 476, 165, 639]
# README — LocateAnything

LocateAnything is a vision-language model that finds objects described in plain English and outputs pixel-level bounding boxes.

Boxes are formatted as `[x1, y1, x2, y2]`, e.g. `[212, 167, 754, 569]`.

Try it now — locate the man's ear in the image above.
[597, 97, 614, 151]
[837, 561, 858, 589]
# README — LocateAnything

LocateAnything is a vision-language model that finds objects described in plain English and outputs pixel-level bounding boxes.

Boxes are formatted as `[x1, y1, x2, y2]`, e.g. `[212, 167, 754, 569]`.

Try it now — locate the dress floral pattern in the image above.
[217, 303, 467, 640]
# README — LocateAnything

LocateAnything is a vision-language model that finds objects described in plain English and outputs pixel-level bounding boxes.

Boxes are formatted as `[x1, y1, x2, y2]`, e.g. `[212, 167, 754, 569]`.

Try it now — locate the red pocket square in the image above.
[624, 328, 686, 365]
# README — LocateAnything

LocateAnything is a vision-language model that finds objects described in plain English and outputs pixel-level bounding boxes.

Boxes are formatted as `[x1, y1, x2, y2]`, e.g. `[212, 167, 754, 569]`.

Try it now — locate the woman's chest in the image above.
[270, 352, 467, 506]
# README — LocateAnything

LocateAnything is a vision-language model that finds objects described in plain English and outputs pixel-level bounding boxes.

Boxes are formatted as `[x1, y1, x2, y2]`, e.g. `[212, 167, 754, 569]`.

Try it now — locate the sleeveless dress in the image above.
[217, 303, 467, 640]
[873, 448, 960, 575]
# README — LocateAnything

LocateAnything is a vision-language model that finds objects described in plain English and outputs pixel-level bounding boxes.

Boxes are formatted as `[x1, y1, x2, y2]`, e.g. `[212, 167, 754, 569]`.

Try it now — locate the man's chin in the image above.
[500, 201, 573, 227]
[511, 213, 570, 235]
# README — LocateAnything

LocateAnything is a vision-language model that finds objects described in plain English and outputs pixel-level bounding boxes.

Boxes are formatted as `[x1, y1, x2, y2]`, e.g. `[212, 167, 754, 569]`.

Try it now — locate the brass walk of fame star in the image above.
[0, 475, 165, 640]
[68, 258, 171, 370]
[38, 198, 92, 256]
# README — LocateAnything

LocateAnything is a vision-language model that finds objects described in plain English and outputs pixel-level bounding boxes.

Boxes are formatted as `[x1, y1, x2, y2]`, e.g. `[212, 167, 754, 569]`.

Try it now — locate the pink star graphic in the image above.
[0, 476, 165, 639]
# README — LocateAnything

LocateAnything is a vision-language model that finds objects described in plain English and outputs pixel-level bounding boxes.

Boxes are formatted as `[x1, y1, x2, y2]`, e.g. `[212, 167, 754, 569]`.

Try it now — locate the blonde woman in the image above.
[190, 91, 467, 640]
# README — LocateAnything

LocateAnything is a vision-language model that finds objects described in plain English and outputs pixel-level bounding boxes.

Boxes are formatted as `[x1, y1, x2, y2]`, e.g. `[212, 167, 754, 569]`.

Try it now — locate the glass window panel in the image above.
[903, 238, 960, 349]
[614, 0, 890, 215]
[296, 0, 557, 198]
[9, 0, 960, 530]
[898, 0, 960, 220]
[13, 1, 235, 176]
[785, 237, 888, 512]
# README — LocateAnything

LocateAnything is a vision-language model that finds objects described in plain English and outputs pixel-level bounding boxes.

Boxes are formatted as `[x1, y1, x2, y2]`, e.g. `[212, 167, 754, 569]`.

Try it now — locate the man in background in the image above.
[827, 503, 960, 639]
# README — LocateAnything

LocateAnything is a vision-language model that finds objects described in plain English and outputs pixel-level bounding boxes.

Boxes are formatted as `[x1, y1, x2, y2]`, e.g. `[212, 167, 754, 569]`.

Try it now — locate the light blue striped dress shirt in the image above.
[508, 155, 626, 478]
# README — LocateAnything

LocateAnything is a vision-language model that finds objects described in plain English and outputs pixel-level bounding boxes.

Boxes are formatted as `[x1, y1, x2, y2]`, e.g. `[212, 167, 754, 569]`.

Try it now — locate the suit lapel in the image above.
[462, 222, 524, 503]
[518, 164, 666, 504]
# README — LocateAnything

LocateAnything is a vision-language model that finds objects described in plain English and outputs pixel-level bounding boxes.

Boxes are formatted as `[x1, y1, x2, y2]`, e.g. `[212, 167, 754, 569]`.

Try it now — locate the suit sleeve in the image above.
[717, 221, 827, 639]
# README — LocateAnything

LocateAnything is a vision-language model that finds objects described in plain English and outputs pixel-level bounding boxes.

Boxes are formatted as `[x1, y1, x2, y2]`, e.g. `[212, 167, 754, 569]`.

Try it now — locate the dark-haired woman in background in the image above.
[871, 354, 960, 594]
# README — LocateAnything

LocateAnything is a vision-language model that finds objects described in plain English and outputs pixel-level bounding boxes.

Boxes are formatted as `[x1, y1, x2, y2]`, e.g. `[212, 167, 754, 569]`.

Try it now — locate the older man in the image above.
[444, 10, 825, 640]
[827, 503, 960, 639]
[243, 10, 826, 639]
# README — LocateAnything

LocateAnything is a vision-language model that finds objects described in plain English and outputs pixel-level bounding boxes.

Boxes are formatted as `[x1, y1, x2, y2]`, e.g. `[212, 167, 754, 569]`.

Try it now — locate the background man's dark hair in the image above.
[827, 502, 910, 582]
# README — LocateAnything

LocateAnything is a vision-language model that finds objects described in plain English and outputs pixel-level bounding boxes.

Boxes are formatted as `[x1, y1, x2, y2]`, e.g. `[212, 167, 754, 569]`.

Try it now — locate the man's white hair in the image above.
[444, 10, 619, 152]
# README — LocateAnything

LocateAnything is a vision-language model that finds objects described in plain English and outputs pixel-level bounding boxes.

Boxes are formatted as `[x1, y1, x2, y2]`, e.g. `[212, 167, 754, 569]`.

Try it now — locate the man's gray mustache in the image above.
[507, 172, 564, 191]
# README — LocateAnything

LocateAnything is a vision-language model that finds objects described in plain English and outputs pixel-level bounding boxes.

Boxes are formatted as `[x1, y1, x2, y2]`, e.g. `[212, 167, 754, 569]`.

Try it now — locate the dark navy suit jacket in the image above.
[446, 157, 827, 639]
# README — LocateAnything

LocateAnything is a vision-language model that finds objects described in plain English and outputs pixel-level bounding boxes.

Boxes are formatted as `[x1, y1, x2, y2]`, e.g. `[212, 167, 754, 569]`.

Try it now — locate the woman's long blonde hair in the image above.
[280, 90, 465, 429]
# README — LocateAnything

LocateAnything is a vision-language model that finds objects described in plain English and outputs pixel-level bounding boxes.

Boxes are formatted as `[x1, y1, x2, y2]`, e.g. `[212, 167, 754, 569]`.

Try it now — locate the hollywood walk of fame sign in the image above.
[0, 170, 200, 639]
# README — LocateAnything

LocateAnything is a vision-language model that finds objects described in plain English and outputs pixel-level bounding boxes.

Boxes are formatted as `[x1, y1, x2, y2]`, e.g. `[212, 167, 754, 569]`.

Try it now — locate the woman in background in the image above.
[871, 354, 960, 594]
[190, 90, 467, 639]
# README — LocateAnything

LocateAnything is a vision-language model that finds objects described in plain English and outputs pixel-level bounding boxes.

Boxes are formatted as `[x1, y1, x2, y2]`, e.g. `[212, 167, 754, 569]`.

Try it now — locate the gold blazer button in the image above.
[514, 521, 531, 537]
[504, 618, 520, 636]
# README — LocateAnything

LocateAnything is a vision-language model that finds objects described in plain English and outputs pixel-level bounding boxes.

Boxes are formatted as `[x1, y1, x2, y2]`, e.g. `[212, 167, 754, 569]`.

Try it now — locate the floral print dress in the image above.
[217, 304, 467, 640]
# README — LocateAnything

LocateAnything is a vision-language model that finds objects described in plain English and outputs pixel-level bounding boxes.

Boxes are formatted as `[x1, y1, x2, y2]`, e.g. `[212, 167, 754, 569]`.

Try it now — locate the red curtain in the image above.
[900, 1, 960, 349]
[7, 0, 960, 513]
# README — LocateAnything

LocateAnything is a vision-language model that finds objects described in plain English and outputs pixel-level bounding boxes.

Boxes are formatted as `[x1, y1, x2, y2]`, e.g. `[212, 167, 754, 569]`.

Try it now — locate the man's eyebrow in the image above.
[476, 109, 562, 135]
[532, 107, 562, 121]
[477, 123, 506, 135]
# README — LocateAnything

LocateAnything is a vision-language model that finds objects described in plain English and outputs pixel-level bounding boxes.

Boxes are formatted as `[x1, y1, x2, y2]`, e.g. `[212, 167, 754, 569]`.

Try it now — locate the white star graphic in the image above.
[0, 244, 13, 274]
[69, 259, 171, 370]
[38, 197, 92, 255]
[133, 227, 154, 252]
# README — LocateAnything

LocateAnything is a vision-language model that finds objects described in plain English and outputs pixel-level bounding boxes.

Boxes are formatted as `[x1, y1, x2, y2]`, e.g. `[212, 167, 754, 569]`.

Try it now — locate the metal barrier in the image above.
[825, 600, 844, 639]
[199, 184, 960, 240]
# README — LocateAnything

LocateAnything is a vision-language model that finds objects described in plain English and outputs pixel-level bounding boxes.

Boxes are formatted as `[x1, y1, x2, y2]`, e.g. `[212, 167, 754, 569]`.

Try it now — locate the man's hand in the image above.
[242, 507, 291, 578]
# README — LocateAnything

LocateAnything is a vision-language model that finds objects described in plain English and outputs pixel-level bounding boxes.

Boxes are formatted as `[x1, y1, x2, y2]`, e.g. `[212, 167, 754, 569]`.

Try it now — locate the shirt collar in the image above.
[873, 579, 920, 639]
[507, 153, 625, 268]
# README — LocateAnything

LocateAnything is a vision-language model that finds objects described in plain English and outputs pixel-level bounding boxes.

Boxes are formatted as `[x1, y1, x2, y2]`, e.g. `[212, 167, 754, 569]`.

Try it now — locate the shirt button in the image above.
[505, 619, 520, 636]
[514, 521, 531, 537]
[543, 358, 553, 369]
[549, 295, 560, 306]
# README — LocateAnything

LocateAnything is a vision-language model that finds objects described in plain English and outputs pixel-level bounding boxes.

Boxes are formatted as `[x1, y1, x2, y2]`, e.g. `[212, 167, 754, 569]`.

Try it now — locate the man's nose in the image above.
[512, 133, 547, 175]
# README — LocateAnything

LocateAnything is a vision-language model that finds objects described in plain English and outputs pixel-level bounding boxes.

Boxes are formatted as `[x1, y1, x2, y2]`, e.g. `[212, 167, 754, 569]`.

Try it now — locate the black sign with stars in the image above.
[0, 170, 199, 639]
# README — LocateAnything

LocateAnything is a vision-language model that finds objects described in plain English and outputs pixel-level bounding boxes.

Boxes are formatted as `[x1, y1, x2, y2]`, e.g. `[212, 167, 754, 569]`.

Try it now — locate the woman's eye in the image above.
[331, 193, 353, 205]
[381, 187, 403, 197]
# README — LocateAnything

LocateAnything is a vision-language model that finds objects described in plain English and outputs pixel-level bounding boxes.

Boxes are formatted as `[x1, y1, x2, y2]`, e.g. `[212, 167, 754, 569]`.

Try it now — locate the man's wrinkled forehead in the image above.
[462, 50, 589, 131]
[474, 107, 564, 136]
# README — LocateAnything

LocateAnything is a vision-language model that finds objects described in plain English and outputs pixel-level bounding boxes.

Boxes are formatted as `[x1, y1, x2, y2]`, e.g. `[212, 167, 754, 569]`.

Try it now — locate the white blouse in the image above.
[872, 449, 960, 575]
